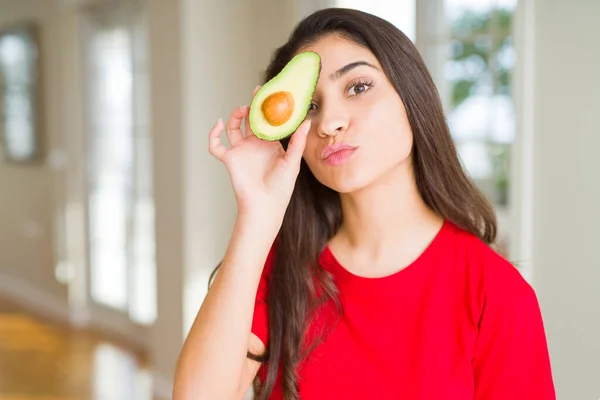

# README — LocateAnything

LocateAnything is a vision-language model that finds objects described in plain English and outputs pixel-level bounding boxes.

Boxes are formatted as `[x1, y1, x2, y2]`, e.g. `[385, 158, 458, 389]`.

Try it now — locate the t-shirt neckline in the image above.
[319, 219, 453, 294]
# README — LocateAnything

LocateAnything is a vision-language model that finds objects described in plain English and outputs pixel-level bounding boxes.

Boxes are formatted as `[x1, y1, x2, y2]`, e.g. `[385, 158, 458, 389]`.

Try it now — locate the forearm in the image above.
[173, 215, 277, 399]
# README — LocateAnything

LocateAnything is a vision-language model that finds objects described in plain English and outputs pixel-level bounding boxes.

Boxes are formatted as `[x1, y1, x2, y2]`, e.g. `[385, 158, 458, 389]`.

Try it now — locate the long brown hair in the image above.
[210, 7, 497, 400]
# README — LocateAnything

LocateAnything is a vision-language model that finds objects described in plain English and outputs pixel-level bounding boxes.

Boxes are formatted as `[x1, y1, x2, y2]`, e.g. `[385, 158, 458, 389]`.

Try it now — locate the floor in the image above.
[0, 298, 157, 400]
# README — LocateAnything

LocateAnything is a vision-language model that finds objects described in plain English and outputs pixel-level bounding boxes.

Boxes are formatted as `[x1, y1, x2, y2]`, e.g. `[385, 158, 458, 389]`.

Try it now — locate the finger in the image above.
[284, 119, 311, 166]
[253, 85, 261, 96]
[208, 118, 227, 160]
[226, 106, 248, 146]
[245, 108, 254, 138]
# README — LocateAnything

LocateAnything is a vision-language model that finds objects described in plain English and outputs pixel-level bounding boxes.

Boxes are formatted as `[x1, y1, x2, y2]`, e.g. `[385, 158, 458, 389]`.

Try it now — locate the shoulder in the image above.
[458, 225, 556, 398]
[446, 221, 538, 306]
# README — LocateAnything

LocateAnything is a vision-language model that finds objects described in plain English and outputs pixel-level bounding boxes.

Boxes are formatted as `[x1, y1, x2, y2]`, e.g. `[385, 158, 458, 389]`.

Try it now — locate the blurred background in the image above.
[0, 0, 597, 399]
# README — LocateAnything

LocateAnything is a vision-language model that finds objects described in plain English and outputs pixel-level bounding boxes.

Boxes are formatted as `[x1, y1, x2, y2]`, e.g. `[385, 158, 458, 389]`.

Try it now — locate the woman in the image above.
[173, 8, 555, 400]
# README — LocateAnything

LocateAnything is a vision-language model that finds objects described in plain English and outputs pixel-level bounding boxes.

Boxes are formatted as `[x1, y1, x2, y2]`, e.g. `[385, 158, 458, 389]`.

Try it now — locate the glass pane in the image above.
[90, 238, 128, 310]
[85, 4, 156, 323]
[130, 135, 156, 325]
[3, 88, 35, 159]
[87, 23, 133, 311]
[0, 32, 36, 83]
[0, 29, 39, 161]
[444, 0, 517, 256]
[129, 8, 156, 325]
[445, 0, 516, 206]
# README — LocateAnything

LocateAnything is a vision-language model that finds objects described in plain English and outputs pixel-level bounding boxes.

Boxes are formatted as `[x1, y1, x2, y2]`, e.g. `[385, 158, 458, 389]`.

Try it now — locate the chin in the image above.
[314, 168, 373, 194]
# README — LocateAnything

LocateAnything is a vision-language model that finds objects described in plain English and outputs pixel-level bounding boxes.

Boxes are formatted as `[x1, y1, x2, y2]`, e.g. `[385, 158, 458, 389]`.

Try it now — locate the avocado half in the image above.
[249, 51, 321, 141]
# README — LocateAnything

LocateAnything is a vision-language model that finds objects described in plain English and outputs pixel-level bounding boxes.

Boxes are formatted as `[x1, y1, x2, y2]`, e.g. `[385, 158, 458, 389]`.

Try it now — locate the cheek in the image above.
[353, 104, 414, 188]
[359, 95, 413, 154]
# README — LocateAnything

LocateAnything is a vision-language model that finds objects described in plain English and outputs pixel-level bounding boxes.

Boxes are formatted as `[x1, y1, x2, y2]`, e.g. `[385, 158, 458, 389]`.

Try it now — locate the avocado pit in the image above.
[261, 91, 295, 127]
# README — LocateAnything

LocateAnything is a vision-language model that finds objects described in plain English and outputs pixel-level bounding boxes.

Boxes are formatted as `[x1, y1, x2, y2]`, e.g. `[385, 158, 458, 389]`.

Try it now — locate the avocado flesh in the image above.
[249, 51, 321, 141]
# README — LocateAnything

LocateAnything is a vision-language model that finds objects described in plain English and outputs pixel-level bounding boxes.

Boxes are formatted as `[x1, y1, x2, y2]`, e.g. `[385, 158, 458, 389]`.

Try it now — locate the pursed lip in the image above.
[321, 143, 359, 160]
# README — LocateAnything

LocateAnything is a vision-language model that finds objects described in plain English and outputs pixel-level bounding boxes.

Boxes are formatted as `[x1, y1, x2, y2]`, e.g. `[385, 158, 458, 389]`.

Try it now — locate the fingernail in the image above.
[254, 85, 260, 91]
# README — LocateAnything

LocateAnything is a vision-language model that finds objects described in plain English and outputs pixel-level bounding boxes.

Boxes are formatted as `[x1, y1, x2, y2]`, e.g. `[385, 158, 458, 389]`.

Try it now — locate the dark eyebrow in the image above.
[329, 61, 379, 81]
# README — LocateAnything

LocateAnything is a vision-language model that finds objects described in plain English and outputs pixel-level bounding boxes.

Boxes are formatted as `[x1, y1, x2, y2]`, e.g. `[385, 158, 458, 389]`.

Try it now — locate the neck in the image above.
[336, 160, 443, 256]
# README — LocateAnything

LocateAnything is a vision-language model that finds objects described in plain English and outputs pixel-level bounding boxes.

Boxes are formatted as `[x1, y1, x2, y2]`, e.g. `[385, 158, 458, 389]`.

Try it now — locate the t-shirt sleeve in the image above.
[250, 244, 276, 346]
[472, 257, 556, 400]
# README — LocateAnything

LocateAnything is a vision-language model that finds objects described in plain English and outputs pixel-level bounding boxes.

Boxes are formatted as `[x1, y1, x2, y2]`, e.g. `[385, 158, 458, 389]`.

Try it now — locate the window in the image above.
[84, 0, 156, 325]
[444, 0, 517, 255]
[0, 23, 40, 162]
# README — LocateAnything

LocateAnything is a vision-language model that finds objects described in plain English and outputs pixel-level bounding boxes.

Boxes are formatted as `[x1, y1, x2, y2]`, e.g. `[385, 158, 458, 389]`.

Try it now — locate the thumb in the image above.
[284, 120, 311, 166]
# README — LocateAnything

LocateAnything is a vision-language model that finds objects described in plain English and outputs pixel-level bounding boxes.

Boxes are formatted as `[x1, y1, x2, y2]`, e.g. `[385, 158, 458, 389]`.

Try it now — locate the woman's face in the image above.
[298, 34, 414, 194]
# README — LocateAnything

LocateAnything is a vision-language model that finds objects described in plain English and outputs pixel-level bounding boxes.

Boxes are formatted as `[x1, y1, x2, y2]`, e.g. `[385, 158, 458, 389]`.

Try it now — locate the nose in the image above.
[316, 105, 349, 139]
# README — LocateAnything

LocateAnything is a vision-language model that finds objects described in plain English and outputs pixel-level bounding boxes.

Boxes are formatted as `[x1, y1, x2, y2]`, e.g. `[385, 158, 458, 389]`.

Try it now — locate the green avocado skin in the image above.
[249, 51, 321, 141]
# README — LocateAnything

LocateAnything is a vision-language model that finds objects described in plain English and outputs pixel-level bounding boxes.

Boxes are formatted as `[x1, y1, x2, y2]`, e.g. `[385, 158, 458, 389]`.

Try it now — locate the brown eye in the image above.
[347, 80, 374, 96]
[352, 84, 367, 95]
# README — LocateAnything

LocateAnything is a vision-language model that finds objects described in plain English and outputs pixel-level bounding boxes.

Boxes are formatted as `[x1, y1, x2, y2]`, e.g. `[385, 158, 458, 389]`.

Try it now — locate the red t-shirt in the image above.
[251, 220, 556, 399]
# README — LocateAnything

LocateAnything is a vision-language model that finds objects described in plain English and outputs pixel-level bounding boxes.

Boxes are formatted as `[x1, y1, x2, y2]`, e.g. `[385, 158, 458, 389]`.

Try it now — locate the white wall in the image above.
[144, 0, 185, 396]
[523, 0, 600, 398]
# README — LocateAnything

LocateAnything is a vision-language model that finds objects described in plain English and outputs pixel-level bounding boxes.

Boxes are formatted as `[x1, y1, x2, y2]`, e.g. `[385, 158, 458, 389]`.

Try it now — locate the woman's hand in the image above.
[209, 86, 311, 226]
